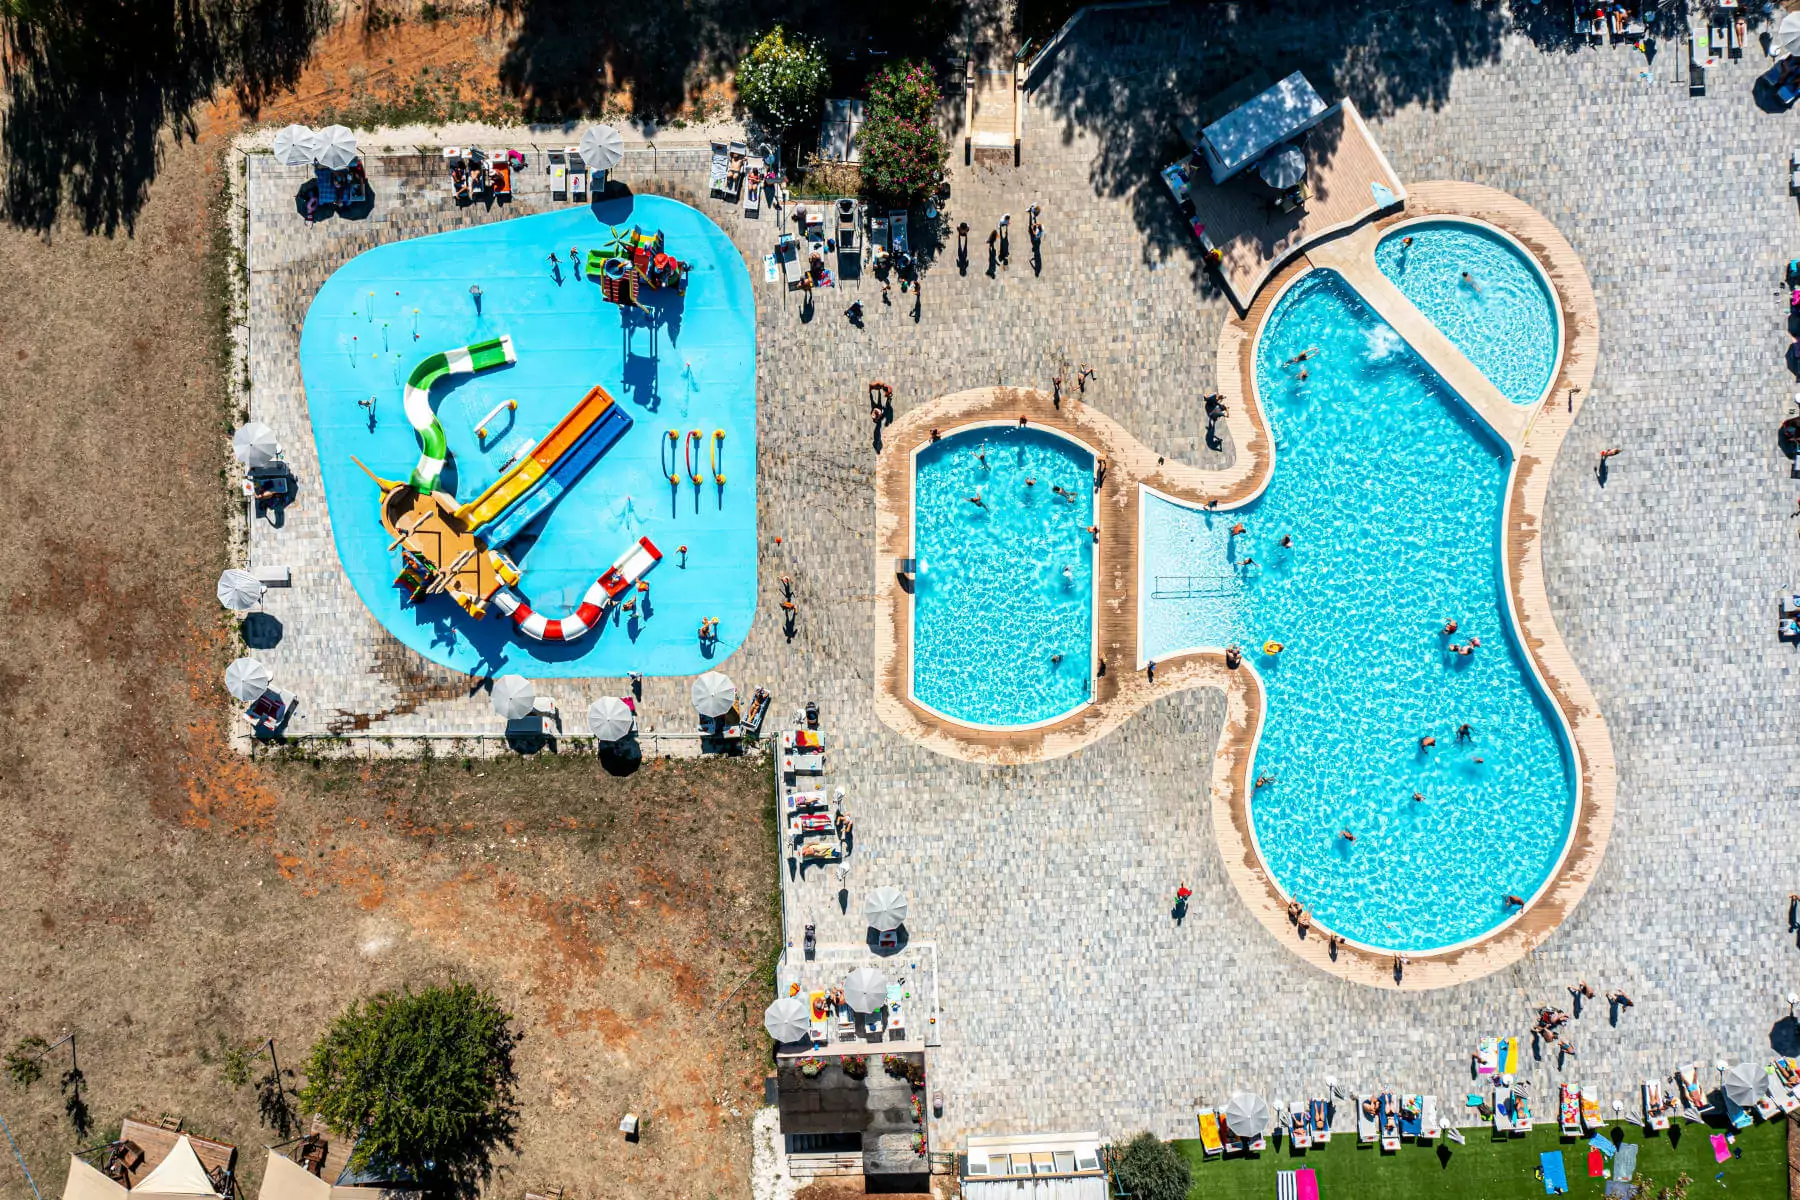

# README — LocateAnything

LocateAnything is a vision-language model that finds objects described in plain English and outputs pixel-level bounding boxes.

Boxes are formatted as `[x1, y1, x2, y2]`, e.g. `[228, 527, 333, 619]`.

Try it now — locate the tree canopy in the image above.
[300, 982, 518, 1194]
[1110, 1132, 1191, 1200]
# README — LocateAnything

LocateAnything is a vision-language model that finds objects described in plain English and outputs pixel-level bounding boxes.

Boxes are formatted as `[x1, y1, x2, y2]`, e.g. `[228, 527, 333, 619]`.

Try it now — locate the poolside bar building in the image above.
[1198, 70, 1328, 183]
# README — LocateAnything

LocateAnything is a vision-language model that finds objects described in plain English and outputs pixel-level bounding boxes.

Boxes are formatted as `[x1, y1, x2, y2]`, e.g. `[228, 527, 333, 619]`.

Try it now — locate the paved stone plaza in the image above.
[240, 6, 1800, 1146]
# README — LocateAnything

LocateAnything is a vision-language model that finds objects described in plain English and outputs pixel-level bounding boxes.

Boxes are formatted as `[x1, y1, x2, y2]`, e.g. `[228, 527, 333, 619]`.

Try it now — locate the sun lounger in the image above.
[1541, 1150, 1568, 1195]
[549, 148, 568, 199]
[1581, 1087, 1603, 1131]
[808, 991, 828, 1042]
[888, 209, 909, 255]
[1560, 1084, 1582, 1137]
[1420, 1095, 1440, 1141]
[783, 729, 824, 752]
[868, 211, 889, 251]
[1398, 1094, 1422, 1140]
[721, 141, 747, 200]
[798, 841, 840, 861]
[570, 168, 587, 202]
[489, 161, 512, 199]
[243, 687, 296, 731]
[774, 234, 804, 290]
[1308, 1098, 1331, 1142]
[743, 160, 762, 216]
[1218, 1111, 1245, 1156]
[1676, 1065, 1709, 1111]
[1197, 1111, 1222, 1157]
[1356, 1096, 1378, 1143]
[1642, 1081, 1670, 1130]
[1378, 1093, 1400, 1152]
[1493, 1085, 1515, 1134]
[886, 984, 905, 1036]
[1722, 1093, 1753, 1129]
[1513, 1088, 1534, 1134]
[1288, 1107, 1309, 1150]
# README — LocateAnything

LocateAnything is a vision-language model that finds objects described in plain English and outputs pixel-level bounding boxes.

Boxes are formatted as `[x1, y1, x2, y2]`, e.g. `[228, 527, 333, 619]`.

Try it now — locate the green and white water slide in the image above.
[403, 334, 517, 491]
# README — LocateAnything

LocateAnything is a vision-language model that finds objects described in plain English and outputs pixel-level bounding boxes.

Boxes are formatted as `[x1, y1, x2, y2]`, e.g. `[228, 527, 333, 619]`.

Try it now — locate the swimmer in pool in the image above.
[1412, 792, 1424, 802]
[1282, 345, 1319, 367]
[1024, 477, 1036, 487]
[1255, 774, 1275, 789]
[1456, 723, 1472, 742]
[1280, 535, 1293, 548]
[1420, 735, 1437, 749]
[1461, 270, 1481, 293]
[1504, 894, 1525, 909]
[1340, 830, 1357, 842]
[1230, 522, 1246, 535]
[1442, 619, 1458, 636]
[967, 493, 985, 508]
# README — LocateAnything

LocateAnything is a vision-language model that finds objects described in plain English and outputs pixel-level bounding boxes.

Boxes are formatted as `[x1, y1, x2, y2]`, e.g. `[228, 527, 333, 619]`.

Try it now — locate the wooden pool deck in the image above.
[1183, 99, 1407, 313]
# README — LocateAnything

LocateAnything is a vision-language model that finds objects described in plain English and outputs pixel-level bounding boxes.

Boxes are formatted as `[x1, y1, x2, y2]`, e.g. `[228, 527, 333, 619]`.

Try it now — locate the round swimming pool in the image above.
[1140, 269, 1576, 952]
[910, 425, 1096, 728]
[1375, 218, 1562, 406]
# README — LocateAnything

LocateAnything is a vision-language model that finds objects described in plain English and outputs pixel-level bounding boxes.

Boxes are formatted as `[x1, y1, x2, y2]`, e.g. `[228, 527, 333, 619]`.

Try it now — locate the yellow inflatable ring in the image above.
[1263, 641, 1284, 655]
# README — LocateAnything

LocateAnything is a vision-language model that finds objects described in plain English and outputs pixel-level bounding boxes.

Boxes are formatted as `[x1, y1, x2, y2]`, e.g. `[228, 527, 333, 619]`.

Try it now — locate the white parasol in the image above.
[216, 568, 266, 612]
[862, 885, 908, 932]
[231, 421, 280, 468]
[1222, 1091, 1273, 1137]
[578, 124, 626, 173]
[842, 966, 889, 1013]
[491, 674, 536, 720]
[587, 696, 636, 741]
[691, 671, 737, 717]
[1723, 1061, 1768, 1107]
[763, 996, 811, 1043]
[314, 124, 360, 171]
[272, 124, 321, 167]
[1780, 12, 1800, 58]
[224, 657, 273, 704]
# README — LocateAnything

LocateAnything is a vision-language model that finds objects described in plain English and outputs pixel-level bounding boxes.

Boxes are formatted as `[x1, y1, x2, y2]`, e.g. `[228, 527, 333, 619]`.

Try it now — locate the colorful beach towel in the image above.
[1496, 1036, 1520, 1075]
[1711, 1133, 1730, 1163]
[1296, 1167, 1318, 1200]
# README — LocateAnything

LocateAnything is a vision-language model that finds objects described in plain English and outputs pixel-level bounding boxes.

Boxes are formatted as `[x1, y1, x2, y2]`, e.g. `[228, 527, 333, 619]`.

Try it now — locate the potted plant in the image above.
[840, 1054, 868, 1080]
[796, 1056, 827, 1078]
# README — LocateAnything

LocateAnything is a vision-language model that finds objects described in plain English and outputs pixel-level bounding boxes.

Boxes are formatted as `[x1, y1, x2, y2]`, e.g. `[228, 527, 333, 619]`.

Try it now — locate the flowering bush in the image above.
[860, 59, 946, 203]
[736, 27, 829, 133]
[796, 1056, 827, 1077]
[867, 59, 938, 126]
[839, 1054, 868, 1079]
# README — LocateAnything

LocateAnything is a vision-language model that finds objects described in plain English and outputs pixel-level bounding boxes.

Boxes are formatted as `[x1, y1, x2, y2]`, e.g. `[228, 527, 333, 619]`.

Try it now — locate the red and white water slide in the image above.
[490, 537, 662, 641]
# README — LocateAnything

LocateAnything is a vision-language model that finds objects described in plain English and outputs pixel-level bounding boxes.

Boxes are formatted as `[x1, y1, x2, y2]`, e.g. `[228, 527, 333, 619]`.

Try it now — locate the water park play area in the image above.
[296, 194, 755, 679]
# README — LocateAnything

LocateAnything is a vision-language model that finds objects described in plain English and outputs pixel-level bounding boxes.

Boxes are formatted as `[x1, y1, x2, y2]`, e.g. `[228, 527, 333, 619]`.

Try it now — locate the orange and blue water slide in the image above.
[453, 383, 633, 548]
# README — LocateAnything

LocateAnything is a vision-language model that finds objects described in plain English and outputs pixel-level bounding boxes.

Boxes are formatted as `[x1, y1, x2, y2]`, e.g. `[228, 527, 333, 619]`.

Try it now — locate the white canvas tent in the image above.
[255, 1147, 414, 1200]
[130, 1137, 224, 1198]
[63, 1158, 128, 1200]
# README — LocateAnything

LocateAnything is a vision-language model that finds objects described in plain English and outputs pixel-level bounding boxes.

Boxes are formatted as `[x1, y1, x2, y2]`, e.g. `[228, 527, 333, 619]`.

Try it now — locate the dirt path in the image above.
[0, 131, 777, 1200]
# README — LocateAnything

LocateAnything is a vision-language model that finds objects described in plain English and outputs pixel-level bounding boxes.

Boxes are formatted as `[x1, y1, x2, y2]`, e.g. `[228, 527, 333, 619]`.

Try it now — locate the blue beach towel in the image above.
[1540, 1150, 1569, 1195]
[1588, 1133, 1616, 1158]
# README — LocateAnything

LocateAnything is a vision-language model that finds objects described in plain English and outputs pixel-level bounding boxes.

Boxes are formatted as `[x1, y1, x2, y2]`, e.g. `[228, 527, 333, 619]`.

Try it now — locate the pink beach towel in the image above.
[1297, 1167, 1319, 1200]
[1711, 1134, 1730, 1163]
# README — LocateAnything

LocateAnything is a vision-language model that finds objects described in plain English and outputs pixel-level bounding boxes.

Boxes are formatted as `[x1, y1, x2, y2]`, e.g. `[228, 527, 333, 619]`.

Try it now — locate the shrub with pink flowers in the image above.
[860, 59, 946, 203]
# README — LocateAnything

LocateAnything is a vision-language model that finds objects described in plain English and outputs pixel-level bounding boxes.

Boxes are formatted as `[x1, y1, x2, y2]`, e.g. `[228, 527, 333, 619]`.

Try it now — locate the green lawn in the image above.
[1174, 1117, 1787, 1199]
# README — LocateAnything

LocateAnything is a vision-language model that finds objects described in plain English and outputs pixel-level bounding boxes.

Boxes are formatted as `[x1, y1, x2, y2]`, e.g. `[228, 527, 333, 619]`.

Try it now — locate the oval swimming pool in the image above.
[1140, 269, 1576, 952]
[911, 425, 1096, 728]
[1375, 219, 1561, 406]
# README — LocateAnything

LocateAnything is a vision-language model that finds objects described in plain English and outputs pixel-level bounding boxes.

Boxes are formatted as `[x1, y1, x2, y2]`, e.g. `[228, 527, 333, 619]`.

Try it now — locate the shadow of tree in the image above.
[2, 0, 330, 234]
[1027, 0, 1513, 285]
[486, 0, 964, 123]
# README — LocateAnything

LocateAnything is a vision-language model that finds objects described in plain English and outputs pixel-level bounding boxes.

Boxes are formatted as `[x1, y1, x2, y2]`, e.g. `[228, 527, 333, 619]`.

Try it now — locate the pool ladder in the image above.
[1151, 575, 1238, 600]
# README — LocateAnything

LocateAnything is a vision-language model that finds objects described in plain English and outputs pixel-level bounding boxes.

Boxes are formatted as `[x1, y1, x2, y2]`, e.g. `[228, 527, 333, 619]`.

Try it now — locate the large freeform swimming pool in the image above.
[1375, 219, 1561, 406]
[911, 425, 1096, 728]
[1141, 270, 1576, 952]
[298, 196, 757, 678]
